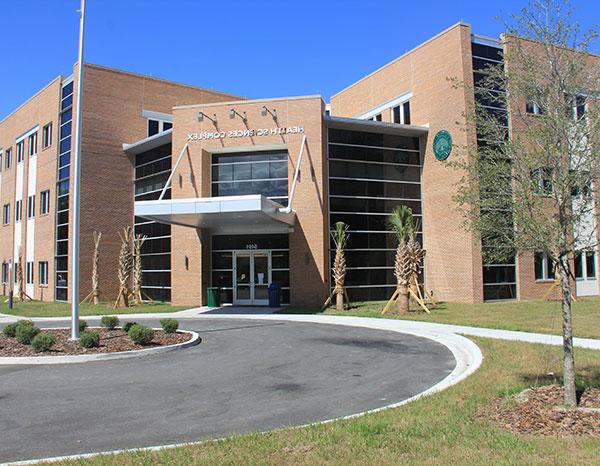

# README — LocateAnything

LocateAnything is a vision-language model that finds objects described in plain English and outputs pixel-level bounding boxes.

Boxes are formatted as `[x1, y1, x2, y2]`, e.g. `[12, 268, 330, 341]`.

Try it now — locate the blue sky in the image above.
[1, 0, 598, 119]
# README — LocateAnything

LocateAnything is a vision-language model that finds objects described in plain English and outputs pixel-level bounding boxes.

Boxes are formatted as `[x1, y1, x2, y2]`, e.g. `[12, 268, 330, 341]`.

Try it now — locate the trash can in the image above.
[268, 282, 281, 308]
[207, 287, 220, 308]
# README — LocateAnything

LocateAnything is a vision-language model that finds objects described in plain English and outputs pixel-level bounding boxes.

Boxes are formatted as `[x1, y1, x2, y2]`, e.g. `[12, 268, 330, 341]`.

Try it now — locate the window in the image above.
[2, 204, 9, 225]
[211, 150, 289, 206]
[369, 114, 382, 122]
[28, 132, 38, 157]
[27, 195, 35, 219]
[575, 95, 587, 121]
[2, 262, 8, 283]
[147, 119, 172, 137]
[16, 141, 25, 163]
[0, 151, 2, 172]
[39, 261, 48, 286]
[40, 190, 50, 215]
[42, 123, 53, 149]
[532, 167, 553, 195]
[525, 100, 544, 115]
[5, 148, 12, 169]
[26, 261, 34, 285]
[575, 251, 596, 279]
[15, 200, 22, 222]
[392, 101, 411, 125]
[534, 252, 554, 280]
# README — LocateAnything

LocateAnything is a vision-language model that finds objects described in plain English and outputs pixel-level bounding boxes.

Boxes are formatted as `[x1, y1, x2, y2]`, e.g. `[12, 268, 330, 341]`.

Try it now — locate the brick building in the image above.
[1, 22, 598, 307]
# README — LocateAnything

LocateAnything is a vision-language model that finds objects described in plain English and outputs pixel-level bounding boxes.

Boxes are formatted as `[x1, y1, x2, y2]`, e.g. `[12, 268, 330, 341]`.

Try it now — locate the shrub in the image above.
[15, 324, 41, 345]
[101, 316, 119, 330]
[160, 318, 179, 334]
[5, 319, 36, 340]
[3, 323, 19, 338]
[80, 331, 100, 348]
[79, 320, 88, 332]
[122, 321, 137, 333]
[128, 324, 154, 346]
[31, 333, 56, 352]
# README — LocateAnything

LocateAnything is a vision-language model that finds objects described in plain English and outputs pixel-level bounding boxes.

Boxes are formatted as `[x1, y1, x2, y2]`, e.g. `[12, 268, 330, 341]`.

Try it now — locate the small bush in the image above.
[31, 333, 56, 352]
[15, 324, 41, 345]
[122, 321, 137, 333]
[79, 320, 88, 332]
[3, 319, 37, 339]
[160, 318, 179, 334]
[3, 323, 19, 338]
[101, 316, 119, 330]
[80, 331, 100, 348]
[128, 324, 154, 346]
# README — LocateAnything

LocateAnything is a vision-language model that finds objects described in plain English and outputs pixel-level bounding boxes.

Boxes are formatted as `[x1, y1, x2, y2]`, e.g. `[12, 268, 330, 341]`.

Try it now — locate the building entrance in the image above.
[233, 250, 271, 305]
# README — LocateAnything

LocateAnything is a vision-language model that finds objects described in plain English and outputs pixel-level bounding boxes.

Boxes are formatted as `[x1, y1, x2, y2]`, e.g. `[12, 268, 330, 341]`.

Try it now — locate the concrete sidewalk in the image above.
[2, 309, 599, 350]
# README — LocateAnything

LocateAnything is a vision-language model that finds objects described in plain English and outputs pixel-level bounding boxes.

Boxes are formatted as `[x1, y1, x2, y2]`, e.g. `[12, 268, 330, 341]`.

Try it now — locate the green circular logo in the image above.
[433, 130, 452, 161]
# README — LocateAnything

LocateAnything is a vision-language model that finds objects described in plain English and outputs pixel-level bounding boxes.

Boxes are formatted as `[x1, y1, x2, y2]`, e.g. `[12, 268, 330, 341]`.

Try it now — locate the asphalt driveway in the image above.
[0, 318, 455, 463]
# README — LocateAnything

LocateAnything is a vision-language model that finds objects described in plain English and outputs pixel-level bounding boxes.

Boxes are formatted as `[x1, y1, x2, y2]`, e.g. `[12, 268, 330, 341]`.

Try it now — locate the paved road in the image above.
[0, 318, 455, 463]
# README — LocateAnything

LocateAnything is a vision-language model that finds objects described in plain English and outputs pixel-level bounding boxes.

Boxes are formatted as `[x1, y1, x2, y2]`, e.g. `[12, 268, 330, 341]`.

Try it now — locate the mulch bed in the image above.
[0, 328, 191, 357]
[480, 385, 600, 437]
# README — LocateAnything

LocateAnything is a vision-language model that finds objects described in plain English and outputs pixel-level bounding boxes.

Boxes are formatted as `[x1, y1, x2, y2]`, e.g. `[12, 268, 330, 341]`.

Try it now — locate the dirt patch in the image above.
[480, 385, 600, 437]
[0, 328, 192, 357]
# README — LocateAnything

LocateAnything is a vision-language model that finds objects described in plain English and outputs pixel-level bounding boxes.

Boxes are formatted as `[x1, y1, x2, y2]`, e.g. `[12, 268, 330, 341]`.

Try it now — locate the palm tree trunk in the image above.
[559, 255, 577, 407]
[397, 284, 409, 313]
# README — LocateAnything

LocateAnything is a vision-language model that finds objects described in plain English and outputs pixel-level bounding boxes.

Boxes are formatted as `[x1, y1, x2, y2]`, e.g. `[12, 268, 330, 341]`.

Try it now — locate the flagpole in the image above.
[70, 0, 86, 340]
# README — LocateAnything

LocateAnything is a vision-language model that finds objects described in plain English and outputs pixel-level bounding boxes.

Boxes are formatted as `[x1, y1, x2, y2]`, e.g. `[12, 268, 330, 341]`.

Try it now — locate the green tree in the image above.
[454, 0, 600, 406]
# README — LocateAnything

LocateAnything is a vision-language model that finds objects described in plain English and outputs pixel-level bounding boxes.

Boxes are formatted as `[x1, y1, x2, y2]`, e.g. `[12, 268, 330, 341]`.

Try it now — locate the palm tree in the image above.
[331, 221, 349, 311]
[389, 206, 415, 313]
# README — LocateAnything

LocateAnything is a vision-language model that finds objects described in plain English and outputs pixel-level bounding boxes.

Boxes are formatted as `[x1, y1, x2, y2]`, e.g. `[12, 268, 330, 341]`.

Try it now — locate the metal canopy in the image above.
[134, 195, 295, 234]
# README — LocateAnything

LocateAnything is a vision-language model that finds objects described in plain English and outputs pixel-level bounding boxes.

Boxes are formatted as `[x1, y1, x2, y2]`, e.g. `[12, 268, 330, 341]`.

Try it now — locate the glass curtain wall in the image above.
[54, 80, 73, 301]
[134, 144, 172, 301]
[327, 128, 423, 301]
[471, 40, 517, 300]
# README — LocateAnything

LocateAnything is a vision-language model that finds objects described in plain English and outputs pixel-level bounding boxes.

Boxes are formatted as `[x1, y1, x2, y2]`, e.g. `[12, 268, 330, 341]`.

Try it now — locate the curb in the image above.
[0, 329, 200, 365]
[0, 315, 482, 465]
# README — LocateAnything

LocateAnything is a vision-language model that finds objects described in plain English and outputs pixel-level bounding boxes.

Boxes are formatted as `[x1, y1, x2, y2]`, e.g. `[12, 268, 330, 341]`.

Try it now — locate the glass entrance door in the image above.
[234, 251, 271, 305]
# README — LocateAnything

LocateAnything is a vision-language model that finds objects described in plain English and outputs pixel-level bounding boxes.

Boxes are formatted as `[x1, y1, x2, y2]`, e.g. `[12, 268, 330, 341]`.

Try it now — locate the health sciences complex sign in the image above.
[187, 125, 304, 142]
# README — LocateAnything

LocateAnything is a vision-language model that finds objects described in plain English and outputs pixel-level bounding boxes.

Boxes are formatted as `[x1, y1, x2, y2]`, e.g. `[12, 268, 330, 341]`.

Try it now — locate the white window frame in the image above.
[42, 122, 53, 149]
[15, 200, 22, 222]
[2, 204, 9, 225]
[2, 262, 8, 283]
[535, 252, 554, 281]
[40, 190, 50, 215]
[392, 100, 411, 124]
[26, 261, 34, 285]
[39, 261, 48, 286]
[28, 132, 38, 157]
[356, 91, 413, 121]
[27, 195, 35, 219]
[526, 100, 544, 115]
[16, 141, 25, 164]
[5, 148, 12, 169]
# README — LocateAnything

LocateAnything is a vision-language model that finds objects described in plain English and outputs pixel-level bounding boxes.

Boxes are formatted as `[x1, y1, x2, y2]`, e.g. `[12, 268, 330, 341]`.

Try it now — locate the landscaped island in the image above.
[0, 317, 191, 357]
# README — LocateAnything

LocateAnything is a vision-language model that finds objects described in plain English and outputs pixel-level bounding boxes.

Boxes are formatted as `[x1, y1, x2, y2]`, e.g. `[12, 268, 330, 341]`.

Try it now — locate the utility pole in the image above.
[70, 0, 86, 340]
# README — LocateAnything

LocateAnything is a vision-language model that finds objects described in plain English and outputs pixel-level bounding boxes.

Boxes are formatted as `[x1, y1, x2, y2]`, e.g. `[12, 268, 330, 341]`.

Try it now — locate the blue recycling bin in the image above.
[268, 282, 281, 308]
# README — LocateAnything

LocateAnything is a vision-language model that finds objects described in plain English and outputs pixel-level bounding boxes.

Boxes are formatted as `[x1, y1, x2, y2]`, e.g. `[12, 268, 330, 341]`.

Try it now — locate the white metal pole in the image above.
[70, 0, 86, 340]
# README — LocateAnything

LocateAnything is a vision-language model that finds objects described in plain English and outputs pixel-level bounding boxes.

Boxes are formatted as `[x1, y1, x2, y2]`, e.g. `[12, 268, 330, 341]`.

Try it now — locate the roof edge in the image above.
[330, 22, 471, 100]
[0, 75, 63, 125]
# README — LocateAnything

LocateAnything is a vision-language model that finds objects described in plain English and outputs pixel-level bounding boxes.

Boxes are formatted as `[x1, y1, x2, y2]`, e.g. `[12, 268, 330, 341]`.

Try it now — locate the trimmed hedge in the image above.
[160, 318, 179, 334]
[128, 324, 154, 346]
[80, 331, 100, 348]
[101, 316, 119, 330]
[31, 333, 56, 352]
[16, 324, 40, 345]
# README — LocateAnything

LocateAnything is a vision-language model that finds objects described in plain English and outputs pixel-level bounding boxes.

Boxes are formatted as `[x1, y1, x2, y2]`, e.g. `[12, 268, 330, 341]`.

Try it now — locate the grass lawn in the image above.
[52, 338, 600, 465]
[0, 297, 186, 318]
[281, 297, 600, 340]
